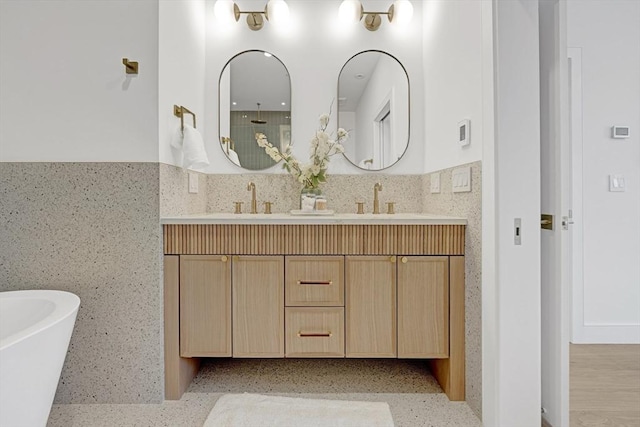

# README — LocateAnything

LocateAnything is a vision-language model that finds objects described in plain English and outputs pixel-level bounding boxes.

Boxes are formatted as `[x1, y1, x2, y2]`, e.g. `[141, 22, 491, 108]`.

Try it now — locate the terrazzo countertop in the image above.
[160, 212, 467, 225]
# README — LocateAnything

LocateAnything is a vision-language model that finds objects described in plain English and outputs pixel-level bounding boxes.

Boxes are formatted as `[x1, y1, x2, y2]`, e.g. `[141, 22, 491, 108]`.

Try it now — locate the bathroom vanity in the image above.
[162, 214, 466, 402]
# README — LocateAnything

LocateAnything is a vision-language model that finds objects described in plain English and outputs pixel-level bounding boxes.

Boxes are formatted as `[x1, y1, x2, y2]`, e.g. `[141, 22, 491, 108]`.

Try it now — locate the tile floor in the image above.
[48, 359, 481, 427]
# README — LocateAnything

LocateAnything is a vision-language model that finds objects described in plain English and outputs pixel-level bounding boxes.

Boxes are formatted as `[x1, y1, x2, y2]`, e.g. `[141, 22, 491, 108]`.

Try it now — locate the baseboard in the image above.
[573, 325, 640, 344]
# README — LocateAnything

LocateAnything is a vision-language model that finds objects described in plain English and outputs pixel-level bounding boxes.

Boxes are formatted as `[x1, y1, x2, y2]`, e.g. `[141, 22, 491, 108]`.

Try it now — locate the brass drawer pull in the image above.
[297, 280, 332, 285]
[298, 331, 332, 338]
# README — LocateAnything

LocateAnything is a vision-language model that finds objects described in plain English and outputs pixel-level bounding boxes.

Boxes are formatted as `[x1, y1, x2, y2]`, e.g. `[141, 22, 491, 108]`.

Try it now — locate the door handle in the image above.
[541, 214, 553, 230]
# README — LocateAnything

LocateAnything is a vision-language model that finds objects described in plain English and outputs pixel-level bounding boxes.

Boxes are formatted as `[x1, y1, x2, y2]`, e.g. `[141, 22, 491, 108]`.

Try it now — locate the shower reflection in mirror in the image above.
[338, 50, 409, 171]
[219, 50, 291, 170]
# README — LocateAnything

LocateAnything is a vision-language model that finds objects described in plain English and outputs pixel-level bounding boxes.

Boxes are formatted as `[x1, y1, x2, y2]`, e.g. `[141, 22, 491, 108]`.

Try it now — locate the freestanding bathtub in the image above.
[0, 290, 80, 427]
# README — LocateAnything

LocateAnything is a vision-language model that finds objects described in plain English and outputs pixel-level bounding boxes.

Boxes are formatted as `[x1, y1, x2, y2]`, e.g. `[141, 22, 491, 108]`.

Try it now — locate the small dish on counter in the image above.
[289, 209, 335, 216]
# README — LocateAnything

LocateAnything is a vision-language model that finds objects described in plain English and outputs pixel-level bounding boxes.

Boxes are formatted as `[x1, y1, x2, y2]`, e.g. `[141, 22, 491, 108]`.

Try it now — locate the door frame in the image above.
[540, 1, 572, 425]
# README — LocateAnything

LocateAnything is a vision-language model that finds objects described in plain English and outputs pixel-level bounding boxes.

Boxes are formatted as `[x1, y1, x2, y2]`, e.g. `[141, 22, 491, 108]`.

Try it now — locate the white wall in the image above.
[159, 0, 206, 168]
[203, 0, 425, 175]
[0, 0, 159, 162]
[568, 0, 640, 343]
[484, 0, 542, 425]
[340, 112, 357, 161]
[354, 54, 409, 169]
[422, 0, 484, 173]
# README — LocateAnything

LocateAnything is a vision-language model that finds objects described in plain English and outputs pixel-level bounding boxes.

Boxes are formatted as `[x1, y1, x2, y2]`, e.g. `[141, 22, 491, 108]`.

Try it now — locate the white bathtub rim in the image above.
[0, 290, 80, 351]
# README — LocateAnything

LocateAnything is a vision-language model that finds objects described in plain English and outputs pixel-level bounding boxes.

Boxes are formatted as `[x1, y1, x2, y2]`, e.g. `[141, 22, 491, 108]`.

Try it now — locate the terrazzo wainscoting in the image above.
[0, 163, 164, 404]
[206, 173, 424, 214]
[160, 163, 208, 217]
[423, 161, 483, 418]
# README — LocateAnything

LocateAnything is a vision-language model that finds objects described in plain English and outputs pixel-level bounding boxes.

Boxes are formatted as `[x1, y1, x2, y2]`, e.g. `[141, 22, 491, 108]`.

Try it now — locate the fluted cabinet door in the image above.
[397, 256, 449, 358]
[345, 256, 397, 358]
[180, 255, 232, 357]
[233, 256, 284, 357]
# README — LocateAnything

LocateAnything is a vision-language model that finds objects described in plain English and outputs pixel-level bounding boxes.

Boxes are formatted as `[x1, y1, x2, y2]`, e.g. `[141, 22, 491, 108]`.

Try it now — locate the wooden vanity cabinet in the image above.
[179, 255, 231, 357]
[285, 256, 344, 306]
[285, 307, 345, 357]
[397, 256, 449, 358]
[285, 256, 345, 357]
[345, 256, 397, 358]
[232, 256, 284, 357]
[164, 224, 466, 402]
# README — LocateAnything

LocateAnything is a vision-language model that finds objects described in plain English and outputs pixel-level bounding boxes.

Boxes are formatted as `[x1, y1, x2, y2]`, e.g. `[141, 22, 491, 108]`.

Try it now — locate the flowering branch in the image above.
[256, 112, 348, 189]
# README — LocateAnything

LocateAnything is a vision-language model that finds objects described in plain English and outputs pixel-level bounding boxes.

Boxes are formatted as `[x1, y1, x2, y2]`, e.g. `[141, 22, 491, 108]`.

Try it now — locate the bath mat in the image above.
[203, 393, 395, 427]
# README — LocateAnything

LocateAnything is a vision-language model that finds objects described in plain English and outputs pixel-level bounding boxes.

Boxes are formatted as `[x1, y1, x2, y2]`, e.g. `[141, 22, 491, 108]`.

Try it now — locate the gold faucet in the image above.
[373, 182, 383, 214]
[247, 181, 257, 214]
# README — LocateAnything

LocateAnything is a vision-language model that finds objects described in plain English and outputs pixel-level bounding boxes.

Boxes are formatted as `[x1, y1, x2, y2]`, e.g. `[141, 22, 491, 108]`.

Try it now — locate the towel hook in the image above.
[173, 105, 196, 131]
[122, 58, 139, 75]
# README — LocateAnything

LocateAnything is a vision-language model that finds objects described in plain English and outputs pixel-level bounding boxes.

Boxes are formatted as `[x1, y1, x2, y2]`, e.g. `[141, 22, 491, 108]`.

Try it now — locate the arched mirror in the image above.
[338, 50, 409, 170]
[219, 50, 291, 170]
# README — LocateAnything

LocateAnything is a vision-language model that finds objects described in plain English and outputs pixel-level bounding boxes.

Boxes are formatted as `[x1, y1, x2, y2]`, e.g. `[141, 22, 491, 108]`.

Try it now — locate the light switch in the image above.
[430, 173, 441, 193]
[609, 174, 625, 192]
[188, 172, 199, 194]
[452, 166, 472, 193]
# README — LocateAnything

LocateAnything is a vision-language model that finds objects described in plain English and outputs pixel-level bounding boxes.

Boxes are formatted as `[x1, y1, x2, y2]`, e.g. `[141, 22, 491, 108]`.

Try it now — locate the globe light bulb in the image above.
[339, 0, 362, 24]
[214, 0, 237, 25]
[266, 0, 290, 26]
[392, 0, 413, 26]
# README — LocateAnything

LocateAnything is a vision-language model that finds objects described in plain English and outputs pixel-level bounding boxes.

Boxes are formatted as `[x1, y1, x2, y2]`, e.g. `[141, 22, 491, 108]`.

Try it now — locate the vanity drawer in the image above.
[285, 256, 344, 306]
[285, 307, 344, 357]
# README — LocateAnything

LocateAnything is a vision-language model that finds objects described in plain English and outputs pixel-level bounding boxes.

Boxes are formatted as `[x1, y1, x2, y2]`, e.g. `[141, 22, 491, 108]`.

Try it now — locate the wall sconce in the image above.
[214, 0, 290, 31]
[339, 0, 413, 31]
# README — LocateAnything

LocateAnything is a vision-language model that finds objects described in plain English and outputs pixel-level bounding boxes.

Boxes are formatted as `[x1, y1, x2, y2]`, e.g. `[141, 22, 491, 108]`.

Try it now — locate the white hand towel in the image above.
[181, 124, 209, 170]
[170, 127, 184, 149]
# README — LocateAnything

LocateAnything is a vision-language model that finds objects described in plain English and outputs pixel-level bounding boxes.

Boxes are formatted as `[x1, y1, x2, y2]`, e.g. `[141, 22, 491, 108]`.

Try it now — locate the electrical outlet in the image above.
[188, 173, 199, 194]
[430, 173, 441, 193]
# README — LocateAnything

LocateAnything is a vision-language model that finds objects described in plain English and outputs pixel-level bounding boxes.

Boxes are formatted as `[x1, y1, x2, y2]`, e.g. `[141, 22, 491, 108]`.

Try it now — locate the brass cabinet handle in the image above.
[390, 256, 396, 263]
[401, 257, 408, 264]
[297, 280, 332, 285]
[221, 255, 228, 262]
[298, 332, 332, 337]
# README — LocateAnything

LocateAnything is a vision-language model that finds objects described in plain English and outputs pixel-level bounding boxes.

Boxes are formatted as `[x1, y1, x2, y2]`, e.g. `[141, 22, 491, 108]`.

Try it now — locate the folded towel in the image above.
[227, 148, 241, 167]
[172, 124, 209, 170]
[170, 126, 184, 149]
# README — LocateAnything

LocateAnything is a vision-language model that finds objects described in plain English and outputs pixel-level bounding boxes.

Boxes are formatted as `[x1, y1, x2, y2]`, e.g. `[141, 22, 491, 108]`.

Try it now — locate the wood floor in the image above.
[570, 344, 640, 427]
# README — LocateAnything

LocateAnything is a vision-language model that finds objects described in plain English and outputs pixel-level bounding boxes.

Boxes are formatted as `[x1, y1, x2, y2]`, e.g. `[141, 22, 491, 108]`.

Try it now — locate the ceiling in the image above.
[228, 51, 291, 112]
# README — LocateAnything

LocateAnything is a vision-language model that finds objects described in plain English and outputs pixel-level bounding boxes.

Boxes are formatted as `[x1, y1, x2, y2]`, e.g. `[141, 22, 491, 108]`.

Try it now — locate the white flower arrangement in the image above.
[256, 113, 348, 189]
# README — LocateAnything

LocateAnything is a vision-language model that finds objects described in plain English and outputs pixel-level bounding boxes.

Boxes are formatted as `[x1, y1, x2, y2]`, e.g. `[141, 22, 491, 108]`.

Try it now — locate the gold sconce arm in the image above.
[214, 1, 290, 31]
[339, 0, 414, 31]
